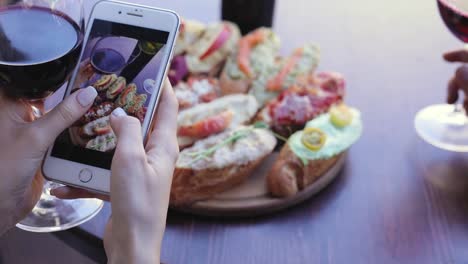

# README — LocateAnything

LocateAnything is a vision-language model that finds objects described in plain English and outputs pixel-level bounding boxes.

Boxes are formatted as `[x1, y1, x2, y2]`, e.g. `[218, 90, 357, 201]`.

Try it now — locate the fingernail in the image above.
[77, 86, 97, 107]
[112, 107, 127, 117]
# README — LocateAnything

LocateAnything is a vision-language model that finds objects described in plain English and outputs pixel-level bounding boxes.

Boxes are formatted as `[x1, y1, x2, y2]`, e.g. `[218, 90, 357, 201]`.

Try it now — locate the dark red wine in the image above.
[438, 0, 468, 42]
[0, 6, 82, 99]
[91, 48, 126, 74]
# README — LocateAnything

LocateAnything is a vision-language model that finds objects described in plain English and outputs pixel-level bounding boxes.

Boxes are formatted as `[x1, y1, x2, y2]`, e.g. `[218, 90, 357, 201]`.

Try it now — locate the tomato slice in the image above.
[199, 24, 231, 60]
[178, 110, 234, 138]
[330, 104, 353, 128]
[301, 127, 327, 151]
[266, 47, 304, 92]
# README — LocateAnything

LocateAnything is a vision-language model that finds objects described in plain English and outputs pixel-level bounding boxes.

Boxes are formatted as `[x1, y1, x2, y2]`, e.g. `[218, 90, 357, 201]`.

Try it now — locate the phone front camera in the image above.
[118, 11, 122, 14]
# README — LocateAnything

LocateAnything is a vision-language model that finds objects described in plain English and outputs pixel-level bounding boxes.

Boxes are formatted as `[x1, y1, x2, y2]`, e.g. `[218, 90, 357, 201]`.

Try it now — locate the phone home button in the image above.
[79, 169, 93, 183]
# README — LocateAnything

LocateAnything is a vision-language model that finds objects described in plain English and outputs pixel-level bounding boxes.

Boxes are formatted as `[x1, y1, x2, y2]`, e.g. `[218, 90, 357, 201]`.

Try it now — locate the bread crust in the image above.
[170, 156, 266, 206]
[267, 144, 342, 197]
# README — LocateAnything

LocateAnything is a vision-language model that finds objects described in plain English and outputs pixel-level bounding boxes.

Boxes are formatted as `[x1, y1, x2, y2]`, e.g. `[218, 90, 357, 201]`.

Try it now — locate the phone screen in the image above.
[51, 19, 169, 169]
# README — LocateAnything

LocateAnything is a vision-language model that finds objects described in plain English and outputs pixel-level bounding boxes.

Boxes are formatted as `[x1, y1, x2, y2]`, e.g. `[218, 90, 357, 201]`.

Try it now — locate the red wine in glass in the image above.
[0, 6, 82, 100]
[438, 0, 468, 42]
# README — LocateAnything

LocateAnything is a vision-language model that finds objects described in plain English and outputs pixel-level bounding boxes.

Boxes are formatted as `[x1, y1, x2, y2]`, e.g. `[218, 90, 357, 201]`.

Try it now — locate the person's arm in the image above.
[0, 86, 97, 236]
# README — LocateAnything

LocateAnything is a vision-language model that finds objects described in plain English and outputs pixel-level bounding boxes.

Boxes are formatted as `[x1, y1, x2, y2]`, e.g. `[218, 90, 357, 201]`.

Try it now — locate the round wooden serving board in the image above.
[171, 152, 346, 217]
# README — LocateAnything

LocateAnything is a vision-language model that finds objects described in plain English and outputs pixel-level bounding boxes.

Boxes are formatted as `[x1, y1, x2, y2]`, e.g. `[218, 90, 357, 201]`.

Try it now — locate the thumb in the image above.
[109, 108, 145, 161]
[31, 86, 97, 147]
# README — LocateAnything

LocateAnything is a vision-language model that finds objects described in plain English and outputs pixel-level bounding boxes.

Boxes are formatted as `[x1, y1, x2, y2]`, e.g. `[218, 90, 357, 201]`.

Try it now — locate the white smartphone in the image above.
[42, 0, 180, 194]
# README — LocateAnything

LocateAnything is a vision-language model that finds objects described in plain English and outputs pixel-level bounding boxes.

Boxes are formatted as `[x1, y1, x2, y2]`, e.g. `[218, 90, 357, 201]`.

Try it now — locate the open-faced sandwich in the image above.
[267, 104, 362, 197]
[177, 94, 259, 148]
[256, 71, 345, 138]
[250, 44, 321, 106]
[219, 27, 280, 95]
[174, 77, 221, 110]
[174, 19, 206, 56]
[171, 125, 277, 205]
[169, 21, 241, 85]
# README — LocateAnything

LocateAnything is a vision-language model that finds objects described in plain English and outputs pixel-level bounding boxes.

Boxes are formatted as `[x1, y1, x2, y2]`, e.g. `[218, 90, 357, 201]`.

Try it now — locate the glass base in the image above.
[415, 104, 468, 152]
[16, 182, 103, 233]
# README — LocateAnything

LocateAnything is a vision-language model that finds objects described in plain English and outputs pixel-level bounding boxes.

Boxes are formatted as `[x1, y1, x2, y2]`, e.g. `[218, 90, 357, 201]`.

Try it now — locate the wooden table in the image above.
[4, 0, 468, 263]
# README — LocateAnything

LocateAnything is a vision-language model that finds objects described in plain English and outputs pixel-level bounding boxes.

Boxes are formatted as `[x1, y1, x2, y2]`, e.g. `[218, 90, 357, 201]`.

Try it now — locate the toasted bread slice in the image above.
[171, 126, 277, 206]
[267, 106, 362, 197]
[177, 94, 259, 148]
[267, 144, 342, 197]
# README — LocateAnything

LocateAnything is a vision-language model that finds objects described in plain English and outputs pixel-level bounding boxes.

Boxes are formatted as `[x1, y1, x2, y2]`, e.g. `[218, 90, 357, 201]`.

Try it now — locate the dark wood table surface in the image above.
[3, 0, 468, 263]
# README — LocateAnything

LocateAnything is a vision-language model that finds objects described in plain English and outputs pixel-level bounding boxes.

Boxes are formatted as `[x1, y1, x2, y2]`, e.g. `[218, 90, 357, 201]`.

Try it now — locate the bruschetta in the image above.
[250, 44, 321, 106]
[267, 105, 362, 197]
[256, 71, 345, 138]
[169, 21, 241, 85]
[177, 94, 259, 148]
[171, 125, 277, 205]
[219, 27, 280, 95]
[174, 19, 206, 56]
[174, 77, 221, 110]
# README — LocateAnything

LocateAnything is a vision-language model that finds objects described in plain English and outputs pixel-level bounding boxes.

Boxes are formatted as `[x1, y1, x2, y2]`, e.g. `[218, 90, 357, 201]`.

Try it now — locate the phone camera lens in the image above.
[118, 11, 122, 14]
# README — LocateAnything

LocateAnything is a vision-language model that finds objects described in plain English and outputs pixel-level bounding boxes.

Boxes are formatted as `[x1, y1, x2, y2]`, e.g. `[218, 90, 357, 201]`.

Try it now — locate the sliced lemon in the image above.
[301, 127, 327, 151]
[330, 104, 353, 128]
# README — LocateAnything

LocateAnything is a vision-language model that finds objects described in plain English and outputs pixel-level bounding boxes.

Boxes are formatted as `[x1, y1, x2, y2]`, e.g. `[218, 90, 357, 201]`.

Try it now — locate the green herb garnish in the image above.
[185, 128, 254, 165]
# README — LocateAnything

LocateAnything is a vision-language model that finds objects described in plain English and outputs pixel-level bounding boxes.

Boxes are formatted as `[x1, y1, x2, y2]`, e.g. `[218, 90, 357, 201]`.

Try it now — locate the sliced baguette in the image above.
[171, 126, 277, 206]
[177, 94, 259, 148]
[267, 143, 342, 197]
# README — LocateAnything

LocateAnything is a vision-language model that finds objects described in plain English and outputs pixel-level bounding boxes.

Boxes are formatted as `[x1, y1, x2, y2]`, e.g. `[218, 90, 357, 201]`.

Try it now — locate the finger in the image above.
[29, 86, 97, 147]
[447, 76, 459, 104]
[444, 49, 468, 62]
[145, 80, 179, 162]
[50, 186, 109, 201]
[110, 107, 146, 162]
[463, 97, 468, 115]
[455, 65, 468, 96]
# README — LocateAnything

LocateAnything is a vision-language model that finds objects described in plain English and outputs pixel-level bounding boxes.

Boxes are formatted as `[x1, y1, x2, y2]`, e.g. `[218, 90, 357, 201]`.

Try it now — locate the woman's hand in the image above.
[52, 82, 179, 263]
[444, 49, 468, 113]
[0, 86, 97, 235]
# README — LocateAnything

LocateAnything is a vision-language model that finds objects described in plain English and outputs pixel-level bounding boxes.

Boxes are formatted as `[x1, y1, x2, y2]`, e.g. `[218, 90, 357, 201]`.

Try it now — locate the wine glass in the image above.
[90, 36, 141, 74]
[0, 0, 103, 232]
[415, 0, 468, 152]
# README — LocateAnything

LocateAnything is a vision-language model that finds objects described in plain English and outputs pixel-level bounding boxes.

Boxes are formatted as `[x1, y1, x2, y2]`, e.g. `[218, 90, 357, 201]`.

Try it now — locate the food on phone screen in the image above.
[116, 83, 137, 107]
[93, 74, 118, 92]
[80, 116, 112, 137]
[106, 76, 127, 99]
[85, 132, 117, 152]
[79, 101, 115, 125]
